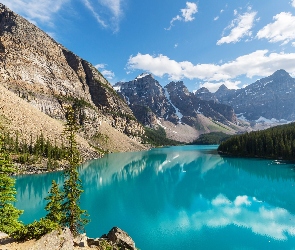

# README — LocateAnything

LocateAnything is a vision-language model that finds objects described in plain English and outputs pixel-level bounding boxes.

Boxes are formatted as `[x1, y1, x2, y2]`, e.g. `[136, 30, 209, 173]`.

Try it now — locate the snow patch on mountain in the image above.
[164, 88, 183, 121]
[255, 116, 292, 124]
[136, 73, 150, 79]
[113, 85, 121, 92]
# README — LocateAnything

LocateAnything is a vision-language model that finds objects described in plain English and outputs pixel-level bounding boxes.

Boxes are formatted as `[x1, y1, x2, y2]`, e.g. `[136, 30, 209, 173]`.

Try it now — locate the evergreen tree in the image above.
[61, 106, 89, 236]
[45, 180, 64, 224]
[0, 132, 23, 234]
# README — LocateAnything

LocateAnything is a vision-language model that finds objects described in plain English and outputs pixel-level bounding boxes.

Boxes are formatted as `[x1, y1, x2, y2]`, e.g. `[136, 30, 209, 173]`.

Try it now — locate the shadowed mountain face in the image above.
[0, 3, 145, 155]
[197, 70, 295, 121]
[114, 74, 179, 125]
[114, 74, 237, 130]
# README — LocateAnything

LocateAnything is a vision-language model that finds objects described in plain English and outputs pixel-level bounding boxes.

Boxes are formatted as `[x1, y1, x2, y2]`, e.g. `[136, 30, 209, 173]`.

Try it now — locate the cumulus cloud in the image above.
[165, 2, 198, 30]
[1, 0, 69, 25]
[81, 0, 123, 32]
[217, 10, 257, 45]
[95, 64, 115, 80]
[256, 12, 295, 45]
[200, 80, 241, 93]
[292, 0, 295, 8]
[127, 50, 295, 91]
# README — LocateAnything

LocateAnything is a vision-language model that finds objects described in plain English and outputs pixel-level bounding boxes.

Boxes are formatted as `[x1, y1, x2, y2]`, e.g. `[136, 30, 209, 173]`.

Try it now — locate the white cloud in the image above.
[256, 12, 295, 45]
[165, 2, 198, 30]
[1, 0, 69, 25]
[82, 0, 107, 28]
[291, 0, 295, 8]
[217, 10, 257, 45]
[214, 16, 219, 21]
[95, 64, 115, 80]
[81, 0, 123, 32]
[127, 50, 295, 91]
[200, 80, 241, 93]
[181, 2, 198, 22]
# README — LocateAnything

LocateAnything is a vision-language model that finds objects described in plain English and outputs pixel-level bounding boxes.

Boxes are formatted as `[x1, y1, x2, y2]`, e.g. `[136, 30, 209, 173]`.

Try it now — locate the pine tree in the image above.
[45, 180, 64, 224]
[61, 106, 89, 236]
[0, 132, 23, 234]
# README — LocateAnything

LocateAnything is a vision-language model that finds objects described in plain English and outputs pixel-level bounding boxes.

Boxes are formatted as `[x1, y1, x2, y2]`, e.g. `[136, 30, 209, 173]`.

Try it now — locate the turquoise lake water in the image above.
[15, 145, 295, 249]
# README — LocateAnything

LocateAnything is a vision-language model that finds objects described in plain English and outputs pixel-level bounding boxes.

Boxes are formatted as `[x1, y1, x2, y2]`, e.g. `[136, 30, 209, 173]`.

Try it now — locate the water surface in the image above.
[15, 145, 295, 249]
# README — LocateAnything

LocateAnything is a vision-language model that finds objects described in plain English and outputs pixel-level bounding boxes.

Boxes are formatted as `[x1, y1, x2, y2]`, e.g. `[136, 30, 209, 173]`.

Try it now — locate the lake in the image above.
[15, 145, 295, 249]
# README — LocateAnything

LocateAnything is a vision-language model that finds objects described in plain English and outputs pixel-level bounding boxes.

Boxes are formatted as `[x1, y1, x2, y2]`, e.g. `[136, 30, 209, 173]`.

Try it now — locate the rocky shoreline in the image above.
[0, 227, 137, 250]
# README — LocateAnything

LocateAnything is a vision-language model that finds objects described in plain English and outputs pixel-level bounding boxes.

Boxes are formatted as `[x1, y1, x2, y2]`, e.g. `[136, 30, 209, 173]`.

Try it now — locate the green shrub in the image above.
[12, 218, 59, 241]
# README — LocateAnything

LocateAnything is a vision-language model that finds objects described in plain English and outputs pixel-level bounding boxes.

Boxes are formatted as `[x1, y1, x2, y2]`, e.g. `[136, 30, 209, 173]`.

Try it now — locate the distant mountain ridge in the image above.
[114, 74, 240, 142]
[197, 69, 295, 121]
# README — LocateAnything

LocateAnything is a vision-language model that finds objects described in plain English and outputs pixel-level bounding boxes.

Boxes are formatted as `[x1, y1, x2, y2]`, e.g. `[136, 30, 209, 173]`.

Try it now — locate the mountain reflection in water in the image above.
[15, 145, 295, 250]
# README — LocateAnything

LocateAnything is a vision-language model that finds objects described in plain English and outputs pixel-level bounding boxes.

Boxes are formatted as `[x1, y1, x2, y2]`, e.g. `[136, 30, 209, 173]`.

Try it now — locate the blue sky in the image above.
[3, 0, 295, 92]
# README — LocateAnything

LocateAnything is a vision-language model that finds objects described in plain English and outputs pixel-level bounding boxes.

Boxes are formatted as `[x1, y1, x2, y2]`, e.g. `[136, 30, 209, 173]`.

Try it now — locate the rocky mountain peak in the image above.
[211, 70, 295, 121]
[114, 75, 180, 124]
[166, 81, 191, 96]
[0, 3, 146, 154]
[196, 87, 210, 94]
[135, 72, 153, 80]
[216, 84, 229, 92]
[271, 69, 291, 79]
[195, 87, 217, 102]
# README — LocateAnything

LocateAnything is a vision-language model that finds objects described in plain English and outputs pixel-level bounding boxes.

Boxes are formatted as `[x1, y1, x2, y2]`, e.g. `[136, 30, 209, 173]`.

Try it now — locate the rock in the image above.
[106, 227, 136, 250]
[214, 69, 295, 121]
[28, 228, 74, 250]
[0, 231, 14, 244]
[74, 233, 88, 247]
[0, 3, 145, 161]
[0, 232, 8, 240]
[114, 73, 180, 125]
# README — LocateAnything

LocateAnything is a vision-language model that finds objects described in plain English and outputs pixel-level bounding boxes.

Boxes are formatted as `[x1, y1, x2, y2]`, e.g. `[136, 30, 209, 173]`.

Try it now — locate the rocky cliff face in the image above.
[165, 81, 237, 128]
[195, 87, 218, 102]
[212, 70, 295, 121]
[0, 4, 144, 153]
[114, 75, 237, 133]
[114, 73, 179, 125]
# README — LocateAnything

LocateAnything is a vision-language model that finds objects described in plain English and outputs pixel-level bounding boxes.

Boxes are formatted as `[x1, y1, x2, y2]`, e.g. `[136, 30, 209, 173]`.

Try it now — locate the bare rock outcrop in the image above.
[0, 227, 137, 250]
[0, 3, 145, 159]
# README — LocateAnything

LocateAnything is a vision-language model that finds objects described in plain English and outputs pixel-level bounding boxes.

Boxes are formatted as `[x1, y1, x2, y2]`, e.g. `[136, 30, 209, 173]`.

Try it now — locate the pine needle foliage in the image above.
[218, 122, 295, 159]
[61, 106, 89, 236]
[45, 180, 64, 224]
[0, 130, 23, 234]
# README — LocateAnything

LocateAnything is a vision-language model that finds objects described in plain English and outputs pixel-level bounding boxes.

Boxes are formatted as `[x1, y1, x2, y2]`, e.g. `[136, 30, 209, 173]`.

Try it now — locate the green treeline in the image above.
[190, 132, 232, 145]
[0, 106, 88, 241]
[1, 132, 66, 169]
[143, 127, 181, 146]
[218, 123, 295, 159]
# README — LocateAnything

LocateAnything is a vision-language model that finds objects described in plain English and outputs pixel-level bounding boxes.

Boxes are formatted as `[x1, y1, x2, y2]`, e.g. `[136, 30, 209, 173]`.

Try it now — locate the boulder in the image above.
[106, 227, 136, 250]
[74, 233, 88, 247]
[29, 228, 74, 250]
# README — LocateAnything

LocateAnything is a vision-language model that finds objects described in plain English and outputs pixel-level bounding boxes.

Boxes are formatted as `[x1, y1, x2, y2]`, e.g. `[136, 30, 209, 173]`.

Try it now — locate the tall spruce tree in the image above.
[61, 106, 89, 236]
[0, 131, 23, 234]
[45, 180, 64, 224]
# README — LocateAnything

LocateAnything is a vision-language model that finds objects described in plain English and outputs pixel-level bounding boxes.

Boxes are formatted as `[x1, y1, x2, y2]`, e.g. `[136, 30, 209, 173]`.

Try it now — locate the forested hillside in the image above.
[190, 132, 232, 145]
[218, 123, 295, 159]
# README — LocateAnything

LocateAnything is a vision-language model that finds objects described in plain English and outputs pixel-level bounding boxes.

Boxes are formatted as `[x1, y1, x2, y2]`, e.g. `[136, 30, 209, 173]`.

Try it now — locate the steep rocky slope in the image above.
[114, 73, 179, 125]
[165, 81, 237, 127]
[0, 3, 146, 159]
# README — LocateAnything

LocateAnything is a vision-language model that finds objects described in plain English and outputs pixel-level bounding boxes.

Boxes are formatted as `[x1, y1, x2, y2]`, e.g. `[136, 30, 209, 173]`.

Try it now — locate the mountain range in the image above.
[0, 2, 294, 158]
[114, 69, 295, 142]
[197, 69, 295, 122]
